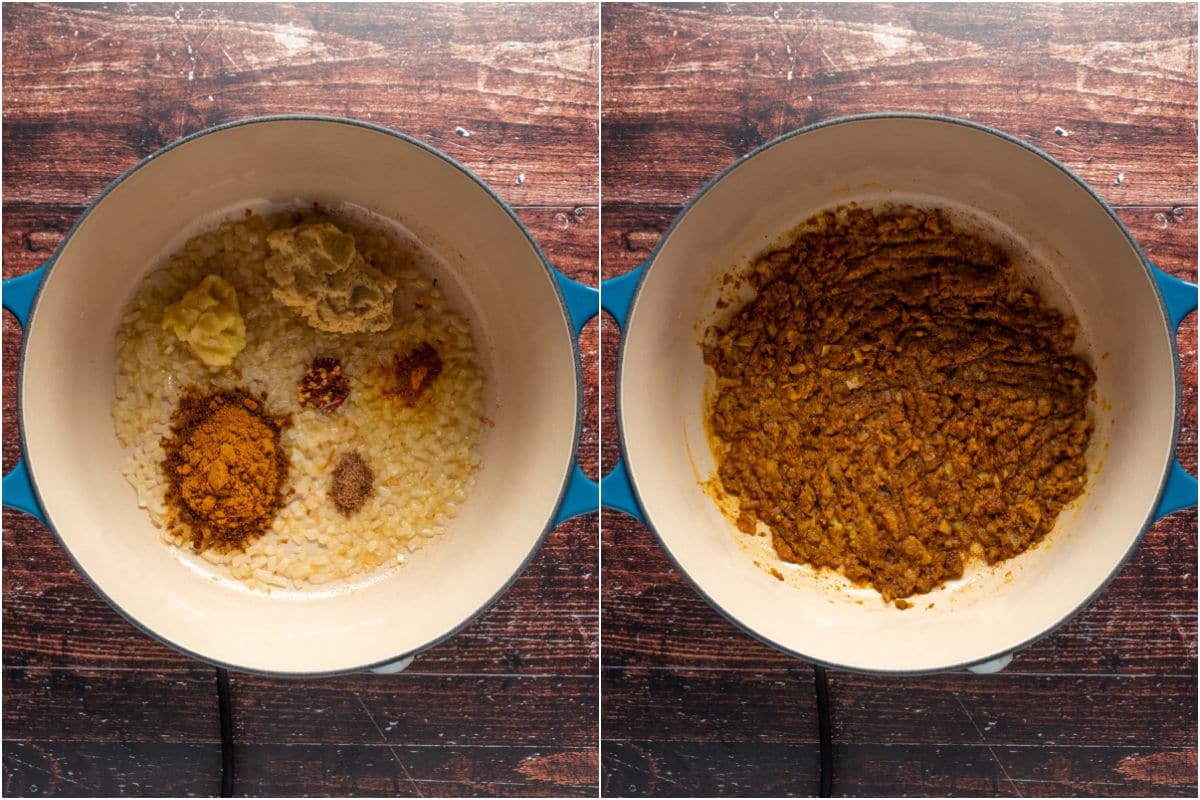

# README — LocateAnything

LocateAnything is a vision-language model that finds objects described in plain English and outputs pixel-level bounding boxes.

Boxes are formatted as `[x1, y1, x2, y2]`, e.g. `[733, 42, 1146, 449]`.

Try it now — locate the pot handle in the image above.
[367, 655, 414, 675]
[3, 263, 47, 327]
[597, 264, 647, 523]
[551, 264, 649, 523]
[3, 459, 43, 523]
[3, 264, 50, 523]
[1148, 262, 1197, 521]
[966, 653, 1013, 674]
[551, 269, 601, 526]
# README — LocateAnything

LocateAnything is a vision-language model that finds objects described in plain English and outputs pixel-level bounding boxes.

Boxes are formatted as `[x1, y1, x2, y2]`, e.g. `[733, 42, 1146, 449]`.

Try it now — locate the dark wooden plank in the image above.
[602, 667, 1196, 749]
[601, 3, 1196, 207]
[2, 3, 598, 207]
[602, 741, 1198, 798]
[4, 741, 598, 798]
[3, 668, 596, 748]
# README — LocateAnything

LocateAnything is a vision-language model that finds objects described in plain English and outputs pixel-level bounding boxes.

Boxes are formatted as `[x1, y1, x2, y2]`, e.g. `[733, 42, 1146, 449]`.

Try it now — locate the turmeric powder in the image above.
[162, 388, 291, 552]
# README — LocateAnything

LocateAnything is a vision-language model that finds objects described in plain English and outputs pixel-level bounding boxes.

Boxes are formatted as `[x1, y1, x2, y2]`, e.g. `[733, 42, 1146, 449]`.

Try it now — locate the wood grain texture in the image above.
[601, 2, 1196, 208]
[603, 667, 1196, 747]
[600, 3, 1197, 797]
[602, 741, 1198, 798]
[3, 3, 598, 798]
[5, 742, 599, 798]
[4, 669, 596, 748]
[2, 3, 598, 206]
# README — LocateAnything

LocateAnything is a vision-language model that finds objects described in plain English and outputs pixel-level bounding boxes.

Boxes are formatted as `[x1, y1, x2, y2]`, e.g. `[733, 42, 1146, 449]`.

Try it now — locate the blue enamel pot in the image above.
[603, 114, 1196, 674]
[3, 116, 598, 676]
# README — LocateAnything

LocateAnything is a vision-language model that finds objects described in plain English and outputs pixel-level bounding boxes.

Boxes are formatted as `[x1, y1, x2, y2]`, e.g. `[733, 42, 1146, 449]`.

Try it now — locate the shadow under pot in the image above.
[605, 113, 1197, 675]
[3, 115, 599, 677]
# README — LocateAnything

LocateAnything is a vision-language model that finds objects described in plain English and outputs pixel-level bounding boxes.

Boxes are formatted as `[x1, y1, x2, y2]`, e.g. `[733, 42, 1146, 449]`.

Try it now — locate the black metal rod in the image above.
[215, 668, 235, 797]
[814, 665, 833, 797]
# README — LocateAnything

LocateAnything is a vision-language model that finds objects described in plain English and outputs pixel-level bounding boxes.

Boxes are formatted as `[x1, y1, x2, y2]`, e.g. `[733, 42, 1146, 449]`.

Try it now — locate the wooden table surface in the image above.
[600, 3, 1197, 798]
[3, 3, 598, 797]
[4, 2, 1197, 799]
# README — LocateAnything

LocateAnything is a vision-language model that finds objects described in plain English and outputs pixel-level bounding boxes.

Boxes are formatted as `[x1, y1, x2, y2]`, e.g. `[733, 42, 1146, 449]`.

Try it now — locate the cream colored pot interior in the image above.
[620, 117, 1177, 673]
[21, 119, 578, 674]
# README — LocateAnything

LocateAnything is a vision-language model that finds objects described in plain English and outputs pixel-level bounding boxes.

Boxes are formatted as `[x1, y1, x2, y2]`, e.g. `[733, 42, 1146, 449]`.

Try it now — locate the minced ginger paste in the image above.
[161, 274, 246, 366]
[702, 205, 1095, 604]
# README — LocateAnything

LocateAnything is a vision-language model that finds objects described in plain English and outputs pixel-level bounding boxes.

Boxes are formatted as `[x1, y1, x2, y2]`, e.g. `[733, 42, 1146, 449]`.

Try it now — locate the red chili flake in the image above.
[298, 357, 350, 413]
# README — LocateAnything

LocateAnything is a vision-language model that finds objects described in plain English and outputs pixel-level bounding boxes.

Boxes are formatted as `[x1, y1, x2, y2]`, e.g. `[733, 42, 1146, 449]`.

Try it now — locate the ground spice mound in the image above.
[330, 451, 374, 516]
[162, 388, 291, 552]
[391, 342, 443, 406]
[703, 205, 1096, 604]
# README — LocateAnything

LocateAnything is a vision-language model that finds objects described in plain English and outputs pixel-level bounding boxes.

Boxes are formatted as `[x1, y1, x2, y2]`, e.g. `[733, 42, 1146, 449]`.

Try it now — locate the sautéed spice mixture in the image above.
[703, 205, 1095, 604]
[112, 206, 485, 591]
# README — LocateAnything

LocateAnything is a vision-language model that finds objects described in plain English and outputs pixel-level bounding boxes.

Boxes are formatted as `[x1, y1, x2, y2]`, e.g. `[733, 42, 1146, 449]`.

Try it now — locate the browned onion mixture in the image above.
[703, 205, 1095, 605]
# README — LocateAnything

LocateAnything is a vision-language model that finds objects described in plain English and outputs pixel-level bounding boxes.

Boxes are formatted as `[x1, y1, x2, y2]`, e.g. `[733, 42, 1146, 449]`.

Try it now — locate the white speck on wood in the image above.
[515, 173, 526, 185]
[1114, 172, 1125, 185]
[455, 126, 471, 137]
[1055, 126, 1069, 136]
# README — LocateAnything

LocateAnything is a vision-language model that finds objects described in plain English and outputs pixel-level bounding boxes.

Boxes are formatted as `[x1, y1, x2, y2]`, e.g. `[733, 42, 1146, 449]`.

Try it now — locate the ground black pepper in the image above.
[330, 451, 373, 516]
